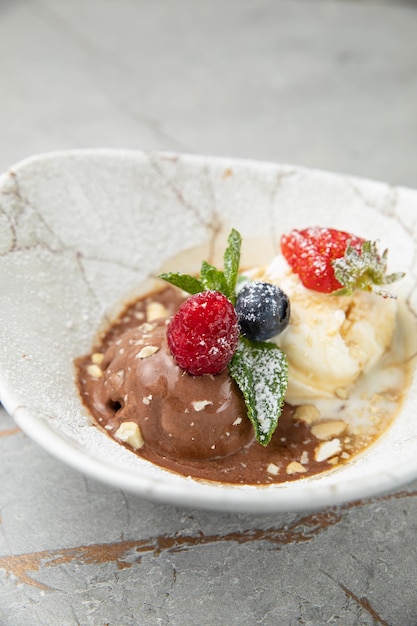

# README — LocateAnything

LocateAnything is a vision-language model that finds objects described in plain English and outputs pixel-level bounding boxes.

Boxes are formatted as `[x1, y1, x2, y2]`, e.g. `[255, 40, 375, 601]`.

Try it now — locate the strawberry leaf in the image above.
[332, 240, 405, 299]
[228, 337, 288, 446]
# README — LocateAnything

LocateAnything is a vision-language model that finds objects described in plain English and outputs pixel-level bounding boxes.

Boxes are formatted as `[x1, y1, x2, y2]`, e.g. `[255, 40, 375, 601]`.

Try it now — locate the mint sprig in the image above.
[159, 228, 288, 446]
[229, 337, 288, 446]
[332, 240, 405, 299]
[159, 228, 242, 299]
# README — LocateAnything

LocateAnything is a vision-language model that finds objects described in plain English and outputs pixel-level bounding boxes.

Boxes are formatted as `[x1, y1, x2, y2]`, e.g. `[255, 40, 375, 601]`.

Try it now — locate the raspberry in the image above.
[167, 291, 239, 375]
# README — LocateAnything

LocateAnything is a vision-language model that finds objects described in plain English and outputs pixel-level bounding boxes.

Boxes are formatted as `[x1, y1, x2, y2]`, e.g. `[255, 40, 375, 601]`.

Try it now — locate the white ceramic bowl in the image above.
[1, 149, 416, 513]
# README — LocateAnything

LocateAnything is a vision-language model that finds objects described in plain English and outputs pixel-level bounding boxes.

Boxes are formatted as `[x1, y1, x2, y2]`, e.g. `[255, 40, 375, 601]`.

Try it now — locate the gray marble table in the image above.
[1, 1, 417, 624]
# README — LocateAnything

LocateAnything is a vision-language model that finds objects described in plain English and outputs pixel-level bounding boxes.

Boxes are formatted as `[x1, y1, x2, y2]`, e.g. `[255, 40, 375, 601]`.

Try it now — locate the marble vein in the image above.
[339, 583, 390, 626]
[0, 488, 415, 591]
[0, 170, 143, 273]
[147, 153, 219, 232]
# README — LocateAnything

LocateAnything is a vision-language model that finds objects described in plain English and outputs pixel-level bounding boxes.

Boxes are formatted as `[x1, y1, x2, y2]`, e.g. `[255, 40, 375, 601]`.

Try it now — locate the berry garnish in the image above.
[281, 227, 404, 297]
[167, 291, 239, 376]
[235, 281, 290, 341]
[160, 229, 289, 446]
[281, 227, 364, 293]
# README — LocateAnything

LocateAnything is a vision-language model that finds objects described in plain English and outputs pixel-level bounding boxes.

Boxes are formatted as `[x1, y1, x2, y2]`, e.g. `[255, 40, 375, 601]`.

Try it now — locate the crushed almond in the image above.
[136, 345, 160, 359]
[314, 439, 342, 462]
[311, 420, 347, 441]
[139, 322, 155, 333]
[115, 422, 144, 449]
[327, 456, 340, 466]
[146, 301, 169, 322]
[335, 388, 349, 400]
[91, 352, 104, 365]
[293, 404, 320, 425]
[286, 461, 307, 475]
[267, 463, 280, 476]
[87, 364, 103, 379]
[192, 400, 213, 412]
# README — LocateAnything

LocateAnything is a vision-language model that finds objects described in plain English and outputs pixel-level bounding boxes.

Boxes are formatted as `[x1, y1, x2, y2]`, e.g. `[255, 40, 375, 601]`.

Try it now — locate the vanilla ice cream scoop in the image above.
[260, 255, 397, 403]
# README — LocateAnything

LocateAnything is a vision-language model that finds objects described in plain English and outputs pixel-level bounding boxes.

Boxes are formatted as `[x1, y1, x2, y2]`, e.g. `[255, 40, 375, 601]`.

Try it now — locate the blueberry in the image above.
[235, 281, 290, 342]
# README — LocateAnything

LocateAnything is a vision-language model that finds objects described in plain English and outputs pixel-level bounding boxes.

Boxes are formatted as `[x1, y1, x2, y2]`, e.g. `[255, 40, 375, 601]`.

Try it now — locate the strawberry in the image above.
[281, 227, 404, 297]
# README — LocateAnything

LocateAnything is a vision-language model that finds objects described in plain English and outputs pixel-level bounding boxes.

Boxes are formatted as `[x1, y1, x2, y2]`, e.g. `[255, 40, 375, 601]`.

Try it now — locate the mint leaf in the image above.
[159, 272, 203, 295]
[228, 337, 288, 446]
[223, 228, 242, 303]
[200, 260, 229, 294]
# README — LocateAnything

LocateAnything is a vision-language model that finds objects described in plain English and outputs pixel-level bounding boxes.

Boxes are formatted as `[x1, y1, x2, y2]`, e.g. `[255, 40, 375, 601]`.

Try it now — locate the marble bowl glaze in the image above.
[0, 150, 416, 513]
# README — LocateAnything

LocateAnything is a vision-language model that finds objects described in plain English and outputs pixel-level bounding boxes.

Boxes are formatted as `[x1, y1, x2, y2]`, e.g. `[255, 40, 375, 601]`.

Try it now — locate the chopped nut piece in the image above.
[327, 456, 340, 465]
[267, 463, 280, 476]
[87, 364, 103, 379]
[293, 404, 320, 425]
[335, 388, 349, 400]
[311, 420, 347, 441]
[91, 352, 104, 365]
[300, 450, 309, 465]
[136, 345, 160, 359]
[286, 461, 307, 475]
[192, 400, 213, 412]
[139, 322, 155, 333]
[314, 438, 342, 462]
[142, 394, 153, 405]
[115, 422, 144, 449]
[146, 301, 169, 322]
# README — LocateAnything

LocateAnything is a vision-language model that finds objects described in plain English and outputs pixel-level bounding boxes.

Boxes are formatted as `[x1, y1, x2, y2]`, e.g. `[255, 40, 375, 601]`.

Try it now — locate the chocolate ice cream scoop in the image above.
[91, 319, 254, 461]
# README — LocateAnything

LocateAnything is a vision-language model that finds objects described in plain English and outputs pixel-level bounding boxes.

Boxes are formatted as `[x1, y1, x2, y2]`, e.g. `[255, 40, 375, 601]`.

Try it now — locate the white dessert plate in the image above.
[1, 149, 416, 513]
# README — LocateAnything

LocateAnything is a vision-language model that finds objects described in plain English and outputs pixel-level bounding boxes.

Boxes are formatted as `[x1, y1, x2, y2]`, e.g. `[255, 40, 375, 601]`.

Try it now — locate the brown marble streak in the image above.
[0, 427, 20, 438]
[0, 489, 416, 591]
[339, 583, 390, 626]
